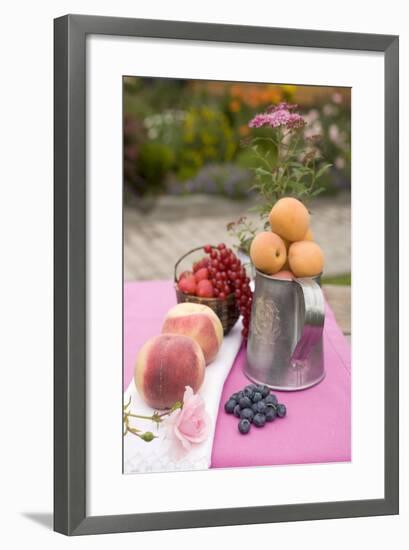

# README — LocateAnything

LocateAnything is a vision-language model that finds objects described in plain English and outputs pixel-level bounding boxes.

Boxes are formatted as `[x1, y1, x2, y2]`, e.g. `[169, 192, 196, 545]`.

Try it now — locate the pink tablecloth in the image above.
[124, 280, 351, 468]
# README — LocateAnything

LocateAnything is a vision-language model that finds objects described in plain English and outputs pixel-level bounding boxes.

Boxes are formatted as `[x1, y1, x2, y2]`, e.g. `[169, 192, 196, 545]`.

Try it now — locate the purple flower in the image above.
[248, 102, 305, 130]
[267, 102, 299, 113]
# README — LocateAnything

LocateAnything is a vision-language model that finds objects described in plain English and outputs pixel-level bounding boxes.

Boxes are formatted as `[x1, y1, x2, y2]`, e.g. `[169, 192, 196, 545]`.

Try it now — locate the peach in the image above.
[134, 334, 205, 409]
[196, 279, 214, 298]
[250, 231, 287, 275]
[178, 270, 192, 282]
[288, 240, 324, 278]
[162, 302, 223, 364]
[271, 270, 295, 281]
[178, 274, 197, 295]
[194, 267, 209, 283]
[193, 257, 209, 272]
[269, 197, 310, 241]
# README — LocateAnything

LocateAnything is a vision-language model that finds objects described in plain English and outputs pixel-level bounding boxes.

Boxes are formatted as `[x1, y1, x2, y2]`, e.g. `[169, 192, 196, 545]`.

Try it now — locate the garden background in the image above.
[123, 78, 351, 339]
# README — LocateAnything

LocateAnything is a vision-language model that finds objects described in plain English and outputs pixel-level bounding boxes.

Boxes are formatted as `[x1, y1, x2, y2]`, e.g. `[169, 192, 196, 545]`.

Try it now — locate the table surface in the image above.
[124, 280, 351, 469]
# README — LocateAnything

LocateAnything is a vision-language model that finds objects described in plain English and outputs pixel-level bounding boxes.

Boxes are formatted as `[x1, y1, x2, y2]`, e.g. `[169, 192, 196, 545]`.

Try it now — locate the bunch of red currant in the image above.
[203, 243, 252, 339]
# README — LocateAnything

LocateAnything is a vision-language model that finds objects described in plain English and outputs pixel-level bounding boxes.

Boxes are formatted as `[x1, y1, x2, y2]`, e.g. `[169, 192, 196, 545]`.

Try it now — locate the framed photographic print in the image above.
[54, 14, 399, 535]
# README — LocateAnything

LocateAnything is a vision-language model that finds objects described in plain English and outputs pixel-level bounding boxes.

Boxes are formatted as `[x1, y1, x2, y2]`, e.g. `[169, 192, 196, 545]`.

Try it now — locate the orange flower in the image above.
[239, 125, 250, 137]
[229, 99, 241, 112]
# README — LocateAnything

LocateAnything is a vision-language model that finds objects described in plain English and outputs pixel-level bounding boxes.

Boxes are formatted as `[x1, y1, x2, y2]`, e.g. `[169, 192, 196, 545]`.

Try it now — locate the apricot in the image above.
[162, 302, 223, 364]
[135, 334, 205, 409]
[269, 197, 310, 242]
[288, 240, 324, 278]
[250, 231, 287, 275]
[303, 228, 314, 241]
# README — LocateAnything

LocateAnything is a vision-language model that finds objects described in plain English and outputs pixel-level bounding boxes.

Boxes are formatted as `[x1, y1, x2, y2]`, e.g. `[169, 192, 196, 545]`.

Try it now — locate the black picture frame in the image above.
[54, 14, 399, 536]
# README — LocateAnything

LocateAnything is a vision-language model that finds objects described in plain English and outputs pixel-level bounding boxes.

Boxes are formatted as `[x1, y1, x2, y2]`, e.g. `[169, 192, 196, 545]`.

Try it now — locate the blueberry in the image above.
[253, 413, 266, 427]
[264, 394, 278, 406]
[277, 403, 287, 418]
[253, 400, 267, 414]
[239, 396, 252, 409]
[233, 404, 241, 417]
[252, 391, 263, 403]
[230, 392, 240, 401]
[260, 386, 270, 398]
[224, 399, 237, 414]
[236, 391, 245, 400]
[243, 387, 254, 399]
[265, 407, 277, 422]
[239, 408, 254, 422]
[238, 418, 251, 434]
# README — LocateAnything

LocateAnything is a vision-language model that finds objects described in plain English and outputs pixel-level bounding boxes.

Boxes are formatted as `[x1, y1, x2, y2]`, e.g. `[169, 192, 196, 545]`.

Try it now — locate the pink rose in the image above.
[165, 386, 210, 457]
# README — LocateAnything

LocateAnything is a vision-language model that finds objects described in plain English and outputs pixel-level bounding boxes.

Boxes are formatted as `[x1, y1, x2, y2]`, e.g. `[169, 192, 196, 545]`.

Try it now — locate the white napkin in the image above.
[123, 319, 243, 474]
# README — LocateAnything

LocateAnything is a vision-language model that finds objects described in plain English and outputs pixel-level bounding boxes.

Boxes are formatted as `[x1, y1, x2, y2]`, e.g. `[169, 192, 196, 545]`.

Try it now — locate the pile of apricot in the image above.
[250, 197, 324, 279]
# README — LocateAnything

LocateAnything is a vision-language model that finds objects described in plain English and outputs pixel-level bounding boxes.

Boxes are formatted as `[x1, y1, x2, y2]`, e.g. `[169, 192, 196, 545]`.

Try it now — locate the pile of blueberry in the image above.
[224, 383, 287, 435]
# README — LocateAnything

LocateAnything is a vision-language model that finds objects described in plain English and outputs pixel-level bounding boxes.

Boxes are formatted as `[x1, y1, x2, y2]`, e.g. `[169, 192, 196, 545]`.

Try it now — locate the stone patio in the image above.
[124, 191, 351, 337]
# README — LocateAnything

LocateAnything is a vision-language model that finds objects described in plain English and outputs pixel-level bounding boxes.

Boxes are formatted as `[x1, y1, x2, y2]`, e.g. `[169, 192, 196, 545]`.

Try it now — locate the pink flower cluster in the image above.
[248, 102, 305, 130]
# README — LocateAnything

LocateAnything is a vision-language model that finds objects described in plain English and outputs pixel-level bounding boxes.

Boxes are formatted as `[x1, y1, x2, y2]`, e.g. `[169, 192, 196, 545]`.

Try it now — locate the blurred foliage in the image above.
[123, 77, 350, 203]
[322, 273, 351, 286]
[138, 142, 175, 192]
[168, 163, 252, 199]
[176, 107, 236, 180]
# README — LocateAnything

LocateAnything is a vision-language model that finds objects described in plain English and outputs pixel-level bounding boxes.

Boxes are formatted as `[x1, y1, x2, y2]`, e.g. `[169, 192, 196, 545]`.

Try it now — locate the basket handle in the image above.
[174, 246, 214, 282]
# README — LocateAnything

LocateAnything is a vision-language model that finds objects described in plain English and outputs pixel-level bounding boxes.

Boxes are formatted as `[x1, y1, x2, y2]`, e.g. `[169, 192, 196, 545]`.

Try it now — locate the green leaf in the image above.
[311, 187, 326, 197]
[315, 163, 332, 180]
[254, 167, 272, 177]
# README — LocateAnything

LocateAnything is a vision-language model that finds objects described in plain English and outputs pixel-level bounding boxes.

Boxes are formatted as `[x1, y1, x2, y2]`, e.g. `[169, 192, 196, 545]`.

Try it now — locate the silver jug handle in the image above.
[290, 277, 325, 364]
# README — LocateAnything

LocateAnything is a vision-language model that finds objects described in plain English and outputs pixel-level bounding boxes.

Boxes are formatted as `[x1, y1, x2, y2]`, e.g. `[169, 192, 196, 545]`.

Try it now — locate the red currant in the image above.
[204, 244, 212, 254]
[217, 243, 226, 250]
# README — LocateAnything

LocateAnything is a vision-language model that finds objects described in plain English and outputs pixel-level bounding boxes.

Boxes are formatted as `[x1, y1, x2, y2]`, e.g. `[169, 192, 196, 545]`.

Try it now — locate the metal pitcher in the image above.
[245, 270, 325, 391]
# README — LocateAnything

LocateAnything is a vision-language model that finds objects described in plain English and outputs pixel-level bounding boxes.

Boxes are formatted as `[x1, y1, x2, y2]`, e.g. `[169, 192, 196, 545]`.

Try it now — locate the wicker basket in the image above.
[174, 246, 240, 335]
